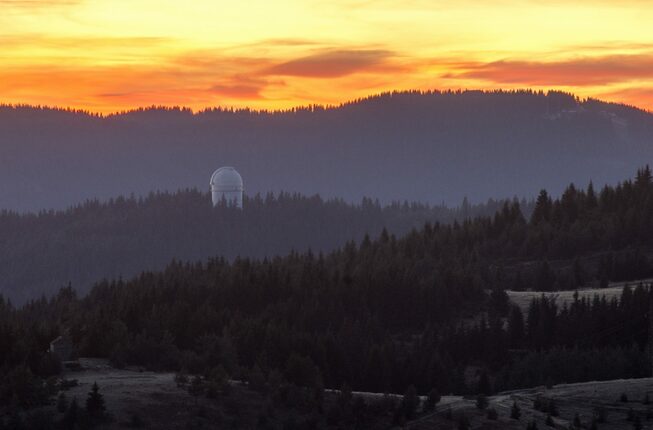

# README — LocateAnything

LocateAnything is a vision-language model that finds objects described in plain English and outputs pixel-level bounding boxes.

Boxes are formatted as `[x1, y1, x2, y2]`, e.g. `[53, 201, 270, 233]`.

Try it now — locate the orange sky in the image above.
[1, 0, 653, 113]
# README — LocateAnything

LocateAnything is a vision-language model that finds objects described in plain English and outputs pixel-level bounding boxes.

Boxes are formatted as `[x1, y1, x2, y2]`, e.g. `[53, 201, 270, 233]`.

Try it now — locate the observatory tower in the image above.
[210, 167, 243, 208]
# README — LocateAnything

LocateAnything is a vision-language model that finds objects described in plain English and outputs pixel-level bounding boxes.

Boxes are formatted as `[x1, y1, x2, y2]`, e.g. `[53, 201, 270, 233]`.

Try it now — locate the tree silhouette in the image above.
[85, 382, 105, 419]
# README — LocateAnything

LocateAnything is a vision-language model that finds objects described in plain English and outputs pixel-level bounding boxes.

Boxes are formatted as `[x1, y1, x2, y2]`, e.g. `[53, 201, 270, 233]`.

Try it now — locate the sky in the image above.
[1, 0, 653, 114]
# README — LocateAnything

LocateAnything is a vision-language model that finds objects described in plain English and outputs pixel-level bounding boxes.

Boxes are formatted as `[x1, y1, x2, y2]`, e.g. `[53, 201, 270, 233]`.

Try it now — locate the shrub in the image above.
[188, 375, 204, 399]
[595, 406, 607, 423]
[475, 394, 488, 410]
[510, 401, 521, 420]
[174, 369, 189, 387]
[423, 388, 441, 412]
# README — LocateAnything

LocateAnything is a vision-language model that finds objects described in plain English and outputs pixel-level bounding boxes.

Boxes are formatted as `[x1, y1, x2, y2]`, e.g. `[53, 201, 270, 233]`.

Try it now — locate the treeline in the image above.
[0, 192, 513, 303]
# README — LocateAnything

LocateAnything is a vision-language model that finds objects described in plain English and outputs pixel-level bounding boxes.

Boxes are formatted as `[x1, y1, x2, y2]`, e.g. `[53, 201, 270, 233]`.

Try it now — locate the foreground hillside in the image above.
[2, 90, 653, 211]
[3, 168, 653, 426]
[24, 358, 653, 429]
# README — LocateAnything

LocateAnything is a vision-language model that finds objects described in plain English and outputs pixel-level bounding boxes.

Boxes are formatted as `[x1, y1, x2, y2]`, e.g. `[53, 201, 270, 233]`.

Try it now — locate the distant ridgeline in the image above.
[0, 191, 514, 303]
[2, 90, 653, 212]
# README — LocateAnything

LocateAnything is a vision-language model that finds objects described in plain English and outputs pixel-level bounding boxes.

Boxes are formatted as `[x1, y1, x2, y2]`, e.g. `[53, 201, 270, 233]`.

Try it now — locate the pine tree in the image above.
[85, 382, 105, 419]
[531, 190, 552, 225]
[636, 165, 652, 187]
[401, 385, 419, 419]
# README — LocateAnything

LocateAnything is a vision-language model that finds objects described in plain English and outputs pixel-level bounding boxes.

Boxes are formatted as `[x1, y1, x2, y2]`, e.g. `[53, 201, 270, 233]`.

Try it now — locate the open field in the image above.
[48, 358, 653, 429]
[409, 377, 653, 429]
[58, 359, 196, 428]
[506, 278, 653, 314]
[507, 287, 624, 314]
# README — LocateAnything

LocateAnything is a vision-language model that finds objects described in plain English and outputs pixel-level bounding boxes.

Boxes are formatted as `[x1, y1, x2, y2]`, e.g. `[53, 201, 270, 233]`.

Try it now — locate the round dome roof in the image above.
[210, 167, 243, 191]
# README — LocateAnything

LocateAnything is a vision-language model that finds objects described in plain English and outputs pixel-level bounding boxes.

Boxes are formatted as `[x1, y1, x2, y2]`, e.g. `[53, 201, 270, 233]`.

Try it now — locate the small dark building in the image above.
[49, 335, 74, 362]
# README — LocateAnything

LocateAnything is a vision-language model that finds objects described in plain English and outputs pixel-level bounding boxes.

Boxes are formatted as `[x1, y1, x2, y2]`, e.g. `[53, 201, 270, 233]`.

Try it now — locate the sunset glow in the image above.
[2, 0, 653, 113]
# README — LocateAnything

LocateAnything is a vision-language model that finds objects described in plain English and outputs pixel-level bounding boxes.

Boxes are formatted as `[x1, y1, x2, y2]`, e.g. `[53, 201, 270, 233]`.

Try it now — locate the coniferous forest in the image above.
[0, 193, 513, 303]
[2, 167, 653, 427]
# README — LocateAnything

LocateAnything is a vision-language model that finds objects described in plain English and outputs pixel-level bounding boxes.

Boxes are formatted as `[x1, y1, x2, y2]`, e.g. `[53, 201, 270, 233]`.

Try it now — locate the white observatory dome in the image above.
[210, 166, 243, 208]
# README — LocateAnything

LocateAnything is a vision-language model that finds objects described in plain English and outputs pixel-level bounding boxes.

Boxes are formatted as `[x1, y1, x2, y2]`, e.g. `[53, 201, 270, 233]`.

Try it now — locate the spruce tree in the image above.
[401, 385, 419, 419]
[85, 382, 105, 419]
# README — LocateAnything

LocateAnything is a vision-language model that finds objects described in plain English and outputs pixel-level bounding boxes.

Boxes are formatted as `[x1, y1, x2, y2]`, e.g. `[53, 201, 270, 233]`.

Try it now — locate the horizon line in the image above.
[1, 88, 650, 118]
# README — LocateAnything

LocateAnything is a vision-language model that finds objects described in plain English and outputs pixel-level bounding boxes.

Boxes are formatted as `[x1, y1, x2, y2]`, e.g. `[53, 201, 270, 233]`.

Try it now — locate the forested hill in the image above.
[0, 191, 511, 303]
[2, 90, 653, 211]
[3, 168, 653, 406]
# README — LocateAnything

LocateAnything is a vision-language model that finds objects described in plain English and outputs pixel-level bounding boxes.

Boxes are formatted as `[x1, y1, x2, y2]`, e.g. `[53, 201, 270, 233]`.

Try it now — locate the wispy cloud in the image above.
[264, 49, 395, 78]
[446, 54, 653, 86]
[0, 34, 169, 50]
[598, 86, 653, 110]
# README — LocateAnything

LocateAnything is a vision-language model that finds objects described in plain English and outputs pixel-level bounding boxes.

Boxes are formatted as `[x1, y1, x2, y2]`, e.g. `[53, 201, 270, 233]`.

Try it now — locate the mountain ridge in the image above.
[1, 89, 652, 211]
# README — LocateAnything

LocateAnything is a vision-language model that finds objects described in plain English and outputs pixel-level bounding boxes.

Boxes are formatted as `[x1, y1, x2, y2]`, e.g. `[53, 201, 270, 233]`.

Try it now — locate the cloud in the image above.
[447, 54, 653, 86]
[209, 77, 270, 99]
[598, 86, 653, 111]
[264, 49, 394, 78]
[0, 34, 169, 50]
